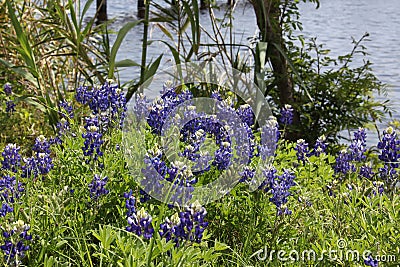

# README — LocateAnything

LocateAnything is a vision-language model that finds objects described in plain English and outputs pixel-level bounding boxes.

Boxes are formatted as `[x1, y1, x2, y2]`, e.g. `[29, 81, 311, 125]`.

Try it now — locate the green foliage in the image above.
[276, 33, 391, 145]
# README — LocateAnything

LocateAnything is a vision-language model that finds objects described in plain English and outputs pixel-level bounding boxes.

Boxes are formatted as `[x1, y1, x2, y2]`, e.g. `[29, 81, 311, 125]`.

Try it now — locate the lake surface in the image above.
[86, 0, 400, 141]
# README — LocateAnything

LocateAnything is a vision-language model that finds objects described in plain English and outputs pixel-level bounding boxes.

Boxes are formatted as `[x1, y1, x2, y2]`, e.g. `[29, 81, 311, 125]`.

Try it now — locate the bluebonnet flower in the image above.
[88, 174, 109, 200]
[124, 190, 136, 216]
[294, 139, 309, 163]
[377, 127, 400, 166]
[3, 83, 12, 96]
[237, 104, 254, 127]
[159, 201, 208, 246]
[140, 152, 166, 201]
[279, 104, 294, 125]
[239, 166, 255, 183]
[213, 142, 232, 170]
[21, 157, 37, 179]
[371, 181, 384, 196]
[259, 116, 280, 161]
[268, 169, 296, 215]
[259, 165, 277, 190]
[147, 87, 193, 134]
[35, 153, 53, 176]
[133, 93, 150, 121]
[210, 91, 223, 101]
[0, 220, 32, 263]
[54, 118, 71, 144]
[139, 189, 151, 203]
[1, 144, 21, 173]
[313, 135, 327, 156]
[180, 116, 232, 171]
[0, 175, 24, 217]
[76, 82, 127, 129]
[82, 116, 104, 162]
[5, 101, 15, 113]
[349, 128, 367, 162]
[333, 149, 355, 176]
[128, 207, 154, 239]
[32, 135, 51, 154]
[364, 255, 378, 267]
[124, 193, 154, 239]
[167, 161, 196, 186]
[359, 164, 374, 179]
[75, 85, 93, 105]
[333, 128, 369, 177]
[376, 127, 400, 191]
[30, 136, 54, 176]
[58, 100, 74, 119]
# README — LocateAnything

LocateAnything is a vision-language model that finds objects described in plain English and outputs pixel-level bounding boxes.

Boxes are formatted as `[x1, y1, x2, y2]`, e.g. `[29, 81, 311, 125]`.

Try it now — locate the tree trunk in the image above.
[251, 0, 300, 140]
[96, 0, 107, 23]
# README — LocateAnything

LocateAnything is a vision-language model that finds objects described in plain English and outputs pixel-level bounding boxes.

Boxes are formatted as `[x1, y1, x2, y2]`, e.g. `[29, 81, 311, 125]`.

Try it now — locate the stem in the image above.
[146, 220, 155, 267]
[139, 0, 150, 93]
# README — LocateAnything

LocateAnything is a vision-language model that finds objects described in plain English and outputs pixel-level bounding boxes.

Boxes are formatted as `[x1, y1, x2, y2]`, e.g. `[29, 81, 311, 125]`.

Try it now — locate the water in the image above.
[86, 0, 400, 140]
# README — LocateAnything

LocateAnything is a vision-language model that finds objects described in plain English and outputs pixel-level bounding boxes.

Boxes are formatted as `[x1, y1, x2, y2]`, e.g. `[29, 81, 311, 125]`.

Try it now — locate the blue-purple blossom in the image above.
[27, 136, 54, 176]
[147, 87, 193, 134]
[124, 190, 136, 216]
[180, 116, 233, 171]
[1, 144, 21, 173]
[159, 201, 208, 246]
[5, 101, 15, 113]
[210, 91, 223, 101]
[377, 127, 400, 166]
[364, 255, 378, 267]
[258, 165, 277, 190]
[88, 174, 109, 200]
[3, 83, 12, 96]
[58, 100, 74, 119]
[0, 220, 32, 262]
[359, 164, 374, 179]
[294, 139, 309, 163]
[33, 135, 51, 154]
[76, 82, 127, 129]
[0, 175, 24, 217]
[259, 116, 280, 161]
[313, 135, 327, 156]
[268, 169, 296, 215]
[237, 104, 254, 127]
[349, 128, 367, 162]
[35, 153, 53, 176]
[82, 116, 104, 162]
[239, 166, 255, 183]
[279, 104, 294, 125]
[133, 93, 150, 121]
[124, 192, 154, 239]
[333, 149, 356, 176]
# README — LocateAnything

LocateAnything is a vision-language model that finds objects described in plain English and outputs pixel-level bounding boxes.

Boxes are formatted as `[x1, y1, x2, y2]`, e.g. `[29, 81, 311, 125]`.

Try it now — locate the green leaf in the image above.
[6, 0, 38, 78]
[143, 54, 163, 82]
[214, 240, 230, 251]
[0, 59, 38, 87]
[109, 20, 142, 79]
[114, 59, 140, 68]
